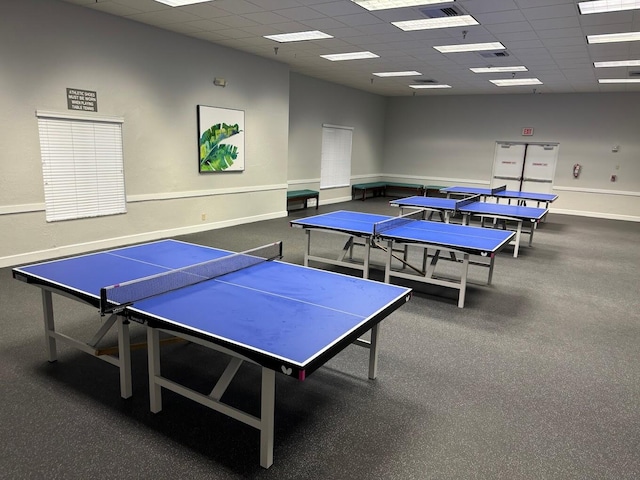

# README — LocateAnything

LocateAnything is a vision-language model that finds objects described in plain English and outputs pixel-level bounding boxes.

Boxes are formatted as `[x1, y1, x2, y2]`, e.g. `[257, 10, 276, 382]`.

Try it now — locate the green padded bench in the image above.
[287, 189, 319, 211]
[351, 182, 387, 201]
[352, 182, 424, 201]
[384, 182, 425, 198]
[424, 185, 447, 197]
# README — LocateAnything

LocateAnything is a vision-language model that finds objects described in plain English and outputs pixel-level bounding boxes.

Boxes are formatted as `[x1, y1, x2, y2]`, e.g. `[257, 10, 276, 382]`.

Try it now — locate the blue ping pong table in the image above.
[12, 239, 411, 468]
[390, 195, 547, 258]
[290, 211, 514, 308]
[441, 185, 558, 208]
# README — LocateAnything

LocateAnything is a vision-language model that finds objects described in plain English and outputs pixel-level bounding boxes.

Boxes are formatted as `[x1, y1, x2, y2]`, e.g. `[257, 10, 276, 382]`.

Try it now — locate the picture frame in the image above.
[197, 105, 245, 173]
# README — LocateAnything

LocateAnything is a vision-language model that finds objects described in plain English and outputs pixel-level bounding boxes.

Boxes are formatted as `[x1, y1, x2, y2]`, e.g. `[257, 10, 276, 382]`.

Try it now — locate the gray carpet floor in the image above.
[1, 197, 639, 479]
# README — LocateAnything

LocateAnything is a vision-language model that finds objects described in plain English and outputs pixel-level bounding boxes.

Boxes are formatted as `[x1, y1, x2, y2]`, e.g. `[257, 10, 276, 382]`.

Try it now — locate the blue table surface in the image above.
[291, 210, 390, 235]
[377, 220, 514, 253]
[15, 240, 411, 366]
[390, 197, 547, 221]
[442, 186, 557, 202]
[291, 211, 514, 253]
[390, 197, 457, 210]
[495, 191, 558, 202]
[457, 202, 548, 221]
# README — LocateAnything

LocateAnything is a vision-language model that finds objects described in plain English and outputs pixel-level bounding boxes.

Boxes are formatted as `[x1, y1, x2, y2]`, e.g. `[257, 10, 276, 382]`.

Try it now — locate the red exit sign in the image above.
[522, 127, 534, 136]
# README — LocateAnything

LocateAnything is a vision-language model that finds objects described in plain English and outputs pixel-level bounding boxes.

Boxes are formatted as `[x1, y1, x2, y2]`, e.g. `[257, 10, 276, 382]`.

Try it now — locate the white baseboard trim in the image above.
[1, 210, 288, 268]
[552, 186, 639, 197]
[551, 209, 640, 222]
[320, 195, 353, 206]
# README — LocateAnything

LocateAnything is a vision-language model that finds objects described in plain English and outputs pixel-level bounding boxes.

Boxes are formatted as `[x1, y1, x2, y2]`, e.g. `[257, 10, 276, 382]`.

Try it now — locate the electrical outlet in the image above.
[201, 213, 206, 221]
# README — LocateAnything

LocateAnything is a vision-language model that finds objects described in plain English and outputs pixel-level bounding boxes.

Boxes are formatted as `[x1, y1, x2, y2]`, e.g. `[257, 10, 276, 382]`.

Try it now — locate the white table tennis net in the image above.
[100, 241, 282, 314]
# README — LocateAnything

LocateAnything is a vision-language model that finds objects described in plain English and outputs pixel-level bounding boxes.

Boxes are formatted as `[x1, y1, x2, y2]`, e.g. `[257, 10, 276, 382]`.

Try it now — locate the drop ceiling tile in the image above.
[485, 21, 534, 34]
[334, 13, 386, 27]
[460, 0, 519, 14]
[536, 27, 584, 39]
[213, 15, 261, 28]
[529, 17, 581, 30]
[243, 11, 291, 24]
[310, 1, 369, 17]
[274, 6, 329, 21]
[301, 17, 350, 29]
[179, 4, 234, 19]
[216, 28, 256, 39]
[209, 0, 265, 15]
[474, 10, 527, 24]
[182, 19, 230, 31]
[494, 31, 540, 42]
[110, 0, 166, 12]
[126, 10, 201, 26]
[542, 36, 588, 48]
[268, 21, 311, 32]
[247, 0, 301, 9]
[520, 4, 577, 20]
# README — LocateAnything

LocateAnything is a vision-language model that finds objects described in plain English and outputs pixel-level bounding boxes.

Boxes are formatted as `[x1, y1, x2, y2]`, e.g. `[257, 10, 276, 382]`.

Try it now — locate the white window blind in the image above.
[320, 124, 353, 189]
[37, 111, 126, 222]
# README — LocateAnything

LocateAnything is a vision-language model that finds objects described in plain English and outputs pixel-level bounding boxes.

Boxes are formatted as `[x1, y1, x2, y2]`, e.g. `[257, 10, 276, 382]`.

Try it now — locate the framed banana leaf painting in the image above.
[197, 105, 245, 173]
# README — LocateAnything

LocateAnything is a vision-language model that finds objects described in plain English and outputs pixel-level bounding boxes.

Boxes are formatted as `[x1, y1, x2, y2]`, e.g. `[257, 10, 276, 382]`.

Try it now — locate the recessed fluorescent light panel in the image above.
[594, 59, 640, 67]
[587, 32, 640, 44]
[264, 31, 333, 43]
[392, 16, 479, 31]
[490, 78, 543, 86]
[320, 51, 379, 61]
[434, 42, 506, 53]
[598, 78, 640, 83]
[153, 0, 211, 6]
[578, 0, 640, 14]
[470, 66, 528, 73]
[351, 0, 453, 11]
[409, 84, 452, 89]
[373, 71, 422, 77]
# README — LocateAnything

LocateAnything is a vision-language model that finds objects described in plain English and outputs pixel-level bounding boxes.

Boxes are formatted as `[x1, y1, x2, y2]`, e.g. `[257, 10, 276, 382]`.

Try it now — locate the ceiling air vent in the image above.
[413, 79, 439, 84]
[419, 3, 464, 18]
[629, 71, 640, 77]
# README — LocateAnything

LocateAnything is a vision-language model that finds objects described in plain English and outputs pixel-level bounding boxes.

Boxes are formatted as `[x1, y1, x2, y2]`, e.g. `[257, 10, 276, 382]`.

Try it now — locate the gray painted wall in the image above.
[0, 0, 290, 266]
[383, 94, 640, 219]
[288, 73, 387, 204]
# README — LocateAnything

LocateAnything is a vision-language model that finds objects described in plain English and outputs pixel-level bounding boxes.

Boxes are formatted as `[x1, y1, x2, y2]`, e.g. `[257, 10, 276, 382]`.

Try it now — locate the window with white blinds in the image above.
[320, 124, 353, 189]
[37, 111, 126, 222]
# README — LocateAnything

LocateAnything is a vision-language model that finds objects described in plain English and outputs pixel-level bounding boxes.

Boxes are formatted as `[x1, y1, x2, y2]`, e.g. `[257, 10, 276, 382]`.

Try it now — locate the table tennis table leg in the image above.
[363, 237, 371, 279]
[487, 255, 496, 285]
[528, 221, 536, 246]
[303, 230, 311, 267]
[41, 290, 57, 362]
[117, 317, 132, 399]
[148, 327, 162, 413]
[513, 221, 522, 258]
[367, 324, 380, 380]
[457, 253, 470, 308]
[260, 368, 275, 468]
